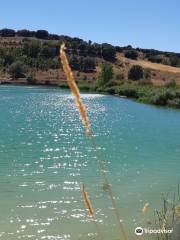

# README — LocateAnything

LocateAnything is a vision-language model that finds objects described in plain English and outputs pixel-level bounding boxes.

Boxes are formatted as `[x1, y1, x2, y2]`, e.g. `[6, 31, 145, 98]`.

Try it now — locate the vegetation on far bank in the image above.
[72, 63, 180, 109]
[1, 28, 180, 108]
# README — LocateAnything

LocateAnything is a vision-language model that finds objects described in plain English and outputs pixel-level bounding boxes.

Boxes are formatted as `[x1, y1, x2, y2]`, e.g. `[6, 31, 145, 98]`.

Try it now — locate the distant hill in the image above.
[0, 28, 180, 86]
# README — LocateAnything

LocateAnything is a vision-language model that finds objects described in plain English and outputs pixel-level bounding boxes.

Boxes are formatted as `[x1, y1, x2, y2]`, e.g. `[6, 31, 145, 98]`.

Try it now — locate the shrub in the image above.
[4, 53, 14, 66]
[167, 98, 180, 108]
[118, 85, 138, 98]
[169, 55, 179, 67]
[165, 80, 176, 88]
[77, 83, 91, 91]
[97, 63, 113, 87]
[149, 89, 176, 105]
[104, 86, 119, 94]
[105, 80, 119, 87]
[128, 65, 143, 80]
[27, 76, 37, 85]
[48, 58, 59, 69]
[83, 75, 87, 80]
[144, 69, 151, 79]
[80, 57, 96, 72]
[9, 61, 27, 79]
[137, 79, 152, 85]
[148, 55, 163, 63]
[116, 73, 124, 80]
[124, 50, 138, 60]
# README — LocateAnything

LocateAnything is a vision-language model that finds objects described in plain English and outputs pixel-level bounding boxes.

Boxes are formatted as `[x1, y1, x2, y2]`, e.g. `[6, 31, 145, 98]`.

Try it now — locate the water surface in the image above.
[0, 85, 179, 240]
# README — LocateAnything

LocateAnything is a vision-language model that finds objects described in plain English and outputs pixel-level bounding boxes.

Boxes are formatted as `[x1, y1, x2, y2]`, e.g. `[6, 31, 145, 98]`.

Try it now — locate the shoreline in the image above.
[1, 80, 180, 110]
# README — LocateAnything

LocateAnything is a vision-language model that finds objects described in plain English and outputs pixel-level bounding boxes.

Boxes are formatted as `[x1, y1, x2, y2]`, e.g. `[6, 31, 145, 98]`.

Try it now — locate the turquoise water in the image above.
[0, 85, 179, 240]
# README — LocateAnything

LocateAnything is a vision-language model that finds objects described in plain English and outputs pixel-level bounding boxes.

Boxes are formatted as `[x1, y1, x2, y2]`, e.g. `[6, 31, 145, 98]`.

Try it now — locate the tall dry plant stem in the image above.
[60, 43, 91, 136]
[80, 184, 103, 240]
[60, 43, 128, 240]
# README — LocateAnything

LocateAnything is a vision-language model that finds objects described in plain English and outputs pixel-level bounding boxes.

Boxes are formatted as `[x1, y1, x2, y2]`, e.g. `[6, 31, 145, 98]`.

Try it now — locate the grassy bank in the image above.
[63, 80, 180, 109]
[105, 83, 180, 108]
[2, 79, 180, 109]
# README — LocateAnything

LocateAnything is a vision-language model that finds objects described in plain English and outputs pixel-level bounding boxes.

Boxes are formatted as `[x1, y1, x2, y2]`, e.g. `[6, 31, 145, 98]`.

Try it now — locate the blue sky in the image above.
[1, 0, 180, 52]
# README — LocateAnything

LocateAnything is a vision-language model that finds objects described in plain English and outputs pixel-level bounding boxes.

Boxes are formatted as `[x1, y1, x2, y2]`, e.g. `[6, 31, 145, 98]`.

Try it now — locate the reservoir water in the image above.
[0, 85, 179, 240]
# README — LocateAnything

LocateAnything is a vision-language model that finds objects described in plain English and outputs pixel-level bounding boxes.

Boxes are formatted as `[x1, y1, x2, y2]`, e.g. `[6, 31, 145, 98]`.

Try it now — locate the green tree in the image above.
[35, 30, 49, 39]
[128, 65, 143, 80]
[83, 57, 96, 72]
[17, 29, 32, 37]
[9, 61, 27, 79]
[102, 44, 116, 61]
[40, 45, 56, 58]
[4, 53, 14, 66]
[0, 58, 4, 69]
[124, 50, 138, 60]
[0, 28, 15, 37]
[169, 55, 179, 67]
[69, 55, 79, 70]
[23, 40, 41, 58]
[97, 63, 113, 87]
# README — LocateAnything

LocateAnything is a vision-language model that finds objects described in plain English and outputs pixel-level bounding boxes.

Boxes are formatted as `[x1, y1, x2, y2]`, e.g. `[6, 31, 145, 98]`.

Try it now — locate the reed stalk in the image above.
[80, 184, 103, 240]
[140, 202, 150, 225]
[60, 43, 128, 240]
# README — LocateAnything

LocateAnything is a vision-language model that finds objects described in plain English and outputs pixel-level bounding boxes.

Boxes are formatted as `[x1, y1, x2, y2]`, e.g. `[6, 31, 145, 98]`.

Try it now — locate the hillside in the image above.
[116, 53, 180, 85]
[1, 28, 180, 87]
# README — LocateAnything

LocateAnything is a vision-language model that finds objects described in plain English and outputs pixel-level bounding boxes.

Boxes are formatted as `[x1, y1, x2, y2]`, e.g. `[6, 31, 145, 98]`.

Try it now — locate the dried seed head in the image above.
[60, 44, 92, 136]
[142, 203, 150, 214]
[80, 184, 94, 218]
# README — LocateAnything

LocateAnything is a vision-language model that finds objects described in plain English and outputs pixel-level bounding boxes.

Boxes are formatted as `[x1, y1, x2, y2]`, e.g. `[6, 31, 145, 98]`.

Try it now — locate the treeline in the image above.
[0, 28, 118, 78]
[0, 39, 98, 75]
[0, 28, 116, 60]
[1, 28, 180, 80]
[0, 28, 61, 40]
[116, 45, 180, 67]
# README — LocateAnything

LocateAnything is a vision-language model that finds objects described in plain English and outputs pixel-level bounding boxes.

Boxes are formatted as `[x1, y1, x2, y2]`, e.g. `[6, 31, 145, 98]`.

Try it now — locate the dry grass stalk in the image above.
[80, 184, 103, 240]
[142, 202, 150, 214]
[80, 183, 94, 218]
[140, 202, 150, 225]
[60, 44, 91, 136]
[60, 43, 128, 240]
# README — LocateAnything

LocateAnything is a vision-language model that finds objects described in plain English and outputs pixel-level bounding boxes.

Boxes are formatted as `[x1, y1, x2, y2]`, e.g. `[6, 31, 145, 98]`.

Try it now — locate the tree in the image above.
[4, 53, 14, 66]
[69, 55, 79, 70]
[124, 50, 138, 60]
[82, 57, 96, 72]
[169, 55, 179, 67]
[97, 63, 113, 86]
[9, 61, 27, 79]
[0, 28, 15, 37]
[148, 55, 163, 63]
[128, 65, 143, 80]
[69, 55, 96, 72]
[35, 30, 49, 39]
[0, 58, 4, 69]
[27, 70, 37, 84]
[48, 58, 60, 69]
[40, 45, 56, 58]
[17, 29, 32, 37]
[48, 34, 60, 40]
[23, 40, 41, 58]
[102, 43, 116, 61]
